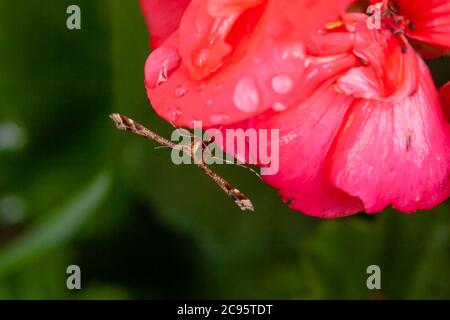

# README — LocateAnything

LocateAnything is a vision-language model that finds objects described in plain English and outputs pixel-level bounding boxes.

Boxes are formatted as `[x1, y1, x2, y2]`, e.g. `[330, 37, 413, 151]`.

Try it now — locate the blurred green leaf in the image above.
[0, 172, 111, 275]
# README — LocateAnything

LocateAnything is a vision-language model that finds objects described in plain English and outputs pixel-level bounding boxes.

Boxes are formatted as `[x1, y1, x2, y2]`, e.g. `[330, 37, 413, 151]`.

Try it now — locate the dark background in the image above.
[0, 0, 449, 299]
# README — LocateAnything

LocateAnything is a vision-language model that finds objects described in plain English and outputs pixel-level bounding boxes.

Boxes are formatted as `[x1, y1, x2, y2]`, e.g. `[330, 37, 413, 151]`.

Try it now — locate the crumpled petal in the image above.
[337, 22, 419, 102]
[398, 0, 450, 50]
[330, 59, 450, 213]
[140, 0, 191, 48]
[144, 0, 356, 128]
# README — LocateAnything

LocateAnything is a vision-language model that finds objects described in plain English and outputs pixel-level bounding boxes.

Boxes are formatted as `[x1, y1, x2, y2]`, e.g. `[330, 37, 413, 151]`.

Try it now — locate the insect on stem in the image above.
[109, 113, 255, 212]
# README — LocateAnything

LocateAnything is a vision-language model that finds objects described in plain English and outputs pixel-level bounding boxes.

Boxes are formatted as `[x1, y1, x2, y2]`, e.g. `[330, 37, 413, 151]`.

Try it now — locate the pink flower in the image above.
[141, 0, 450, 218]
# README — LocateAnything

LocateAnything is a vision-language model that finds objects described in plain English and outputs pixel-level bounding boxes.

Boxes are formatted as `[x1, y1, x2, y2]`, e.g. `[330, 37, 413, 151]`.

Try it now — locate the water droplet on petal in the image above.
[144, 46, 181, 89]
[272, 75, 294, 94]
[281, 43, 305, 61]
[156, 62, 170, 87]
[272, 102, 288, 112]
[194, 49, 210, 68]
[175, 85, 188, 98]
[210, 114, 231, 125]
[234, 77, 260, 113]
[168, 107, 182, 122]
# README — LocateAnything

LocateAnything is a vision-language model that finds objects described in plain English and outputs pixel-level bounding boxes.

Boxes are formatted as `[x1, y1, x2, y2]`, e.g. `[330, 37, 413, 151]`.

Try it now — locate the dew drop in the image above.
[194, 49, 210, 68]
[272, 75, 294, 94]
[281, 43, 305, 61]
[168, 107, 182, 122]
[233, 77, 260, 113]
[144, 46, 181, 89]
[156, 62, 170, 87]
[210, 114, 231, 125]
[175, 85, 188, 98]
[272, 102, 288, 112]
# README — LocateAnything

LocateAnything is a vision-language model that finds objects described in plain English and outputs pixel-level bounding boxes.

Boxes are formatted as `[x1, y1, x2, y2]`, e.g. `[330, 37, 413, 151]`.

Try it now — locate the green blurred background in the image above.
[0, 0, 449, 300]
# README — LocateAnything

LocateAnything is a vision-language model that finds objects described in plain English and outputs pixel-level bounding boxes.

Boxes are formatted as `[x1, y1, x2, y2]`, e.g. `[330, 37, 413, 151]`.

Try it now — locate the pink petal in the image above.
[140, 0, 191, 48]
[144, 0, 356, 128]
[216, 81, 364, 218]
[330, 59, 450, 213]
[398, 0, 450, 50]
